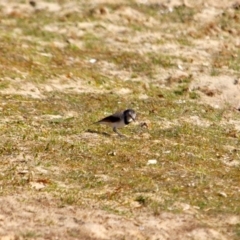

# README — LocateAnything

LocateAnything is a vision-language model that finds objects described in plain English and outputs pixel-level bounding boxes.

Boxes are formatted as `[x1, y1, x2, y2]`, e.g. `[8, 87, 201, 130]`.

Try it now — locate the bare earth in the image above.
[1, 194, 238, 240]
[0, 0, 240, 239]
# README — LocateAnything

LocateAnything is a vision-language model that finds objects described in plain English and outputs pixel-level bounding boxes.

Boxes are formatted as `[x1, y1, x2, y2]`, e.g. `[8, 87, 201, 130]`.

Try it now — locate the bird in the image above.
[95, 109, 136, 137]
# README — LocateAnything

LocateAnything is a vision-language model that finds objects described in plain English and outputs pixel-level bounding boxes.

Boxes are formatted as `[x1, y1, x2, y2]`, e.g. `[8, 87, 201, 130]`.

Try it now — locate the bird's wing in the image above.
[97, 114, 121, 123]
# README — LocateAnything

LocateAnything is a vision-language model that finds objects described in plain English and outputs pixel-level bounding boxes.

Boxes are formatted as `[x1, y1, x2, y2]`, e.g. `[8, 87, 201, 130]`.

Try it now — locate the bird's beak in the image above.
[131, 115, 136, 121]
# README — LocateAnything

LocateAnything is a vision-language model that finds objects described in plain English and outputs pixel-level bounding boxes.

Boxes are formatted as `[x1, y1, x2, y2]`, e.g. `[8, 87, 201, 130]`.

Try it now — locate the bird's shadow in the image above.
[86, 129, 111, 137]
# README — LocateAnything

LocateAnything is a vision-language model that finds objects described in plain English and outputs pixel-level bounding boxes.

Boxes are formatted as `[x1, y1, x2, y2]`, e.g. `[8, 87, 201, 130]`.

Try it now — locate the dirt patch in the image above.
[0, 194, 235, 240]
[190, 75, 240, 109]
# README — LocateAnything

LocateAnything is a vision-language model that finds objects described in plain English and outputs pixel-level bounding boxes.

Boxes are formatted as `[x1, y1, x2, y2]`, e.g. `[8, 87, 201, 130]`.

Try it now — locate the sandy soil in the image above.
[0, 0, 240, 239]
[0, 194, 237, 240]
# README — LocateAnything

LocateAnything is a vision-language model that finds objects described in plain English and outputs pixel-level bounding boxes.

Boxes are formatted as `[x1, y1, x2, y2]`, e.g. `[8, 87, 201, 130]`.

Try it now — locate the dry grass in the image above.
[0, 1, 240, 239]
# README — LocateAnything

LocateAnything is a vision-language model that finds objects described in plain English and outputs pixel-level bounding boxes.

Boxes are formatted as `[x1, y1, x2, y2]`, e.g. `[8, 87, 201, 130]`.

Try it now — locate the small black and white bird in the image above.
[95, 109, 136, 137]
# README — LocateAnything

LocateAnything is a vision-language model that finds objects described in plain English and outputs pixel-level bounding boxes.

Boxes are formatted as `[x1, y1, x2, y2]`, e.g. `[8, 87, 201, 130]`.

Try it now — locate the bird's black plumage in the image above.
[95, 109, 136, 137]
[97, 115, 121, 123]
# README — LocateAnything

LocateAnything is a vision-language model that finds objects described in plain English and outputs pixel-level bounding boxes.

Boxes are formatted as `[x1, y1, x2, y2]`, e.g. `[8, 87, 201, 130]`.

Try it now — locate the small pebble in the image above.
[147, 159, 157, 165]
[89, 59, 97, 64]
[218, 192, 227, 198]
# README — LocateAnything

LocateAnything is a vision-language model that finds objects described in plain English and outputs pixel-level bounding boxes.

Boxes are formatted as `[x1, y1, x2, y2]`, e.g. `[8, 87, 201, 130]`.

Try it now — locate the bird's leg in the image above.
[113, 127, 125, 137]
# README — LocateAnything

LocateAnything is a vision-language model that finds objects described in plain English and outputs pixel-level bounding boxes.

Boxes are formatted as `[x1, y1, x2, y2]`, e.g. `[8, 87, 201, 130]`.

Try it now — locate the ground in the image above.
[0, 0, 240, 239]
